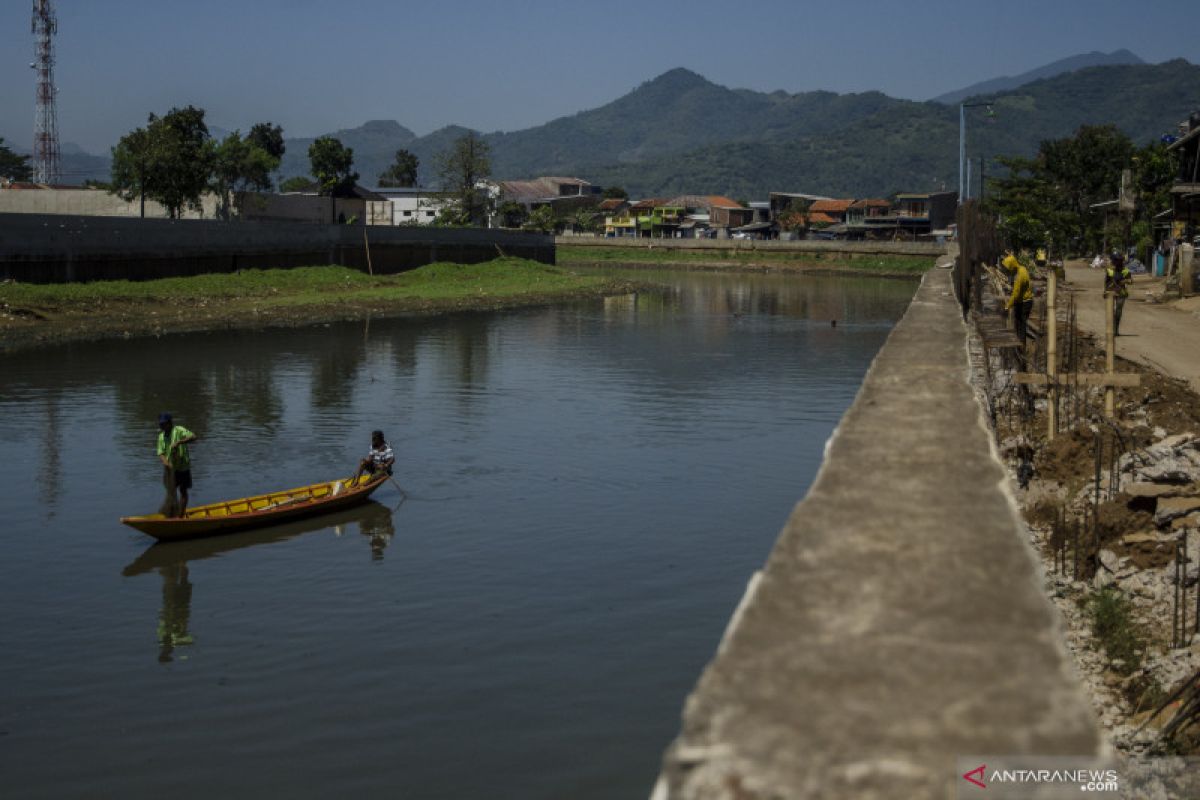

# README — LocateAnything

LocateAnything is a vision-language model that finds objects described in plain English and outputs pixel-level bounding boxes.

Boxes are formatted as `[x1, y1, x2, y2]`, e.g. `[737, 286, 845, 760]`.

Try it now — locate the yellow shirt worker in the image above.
[1002, 253, 1034, 344]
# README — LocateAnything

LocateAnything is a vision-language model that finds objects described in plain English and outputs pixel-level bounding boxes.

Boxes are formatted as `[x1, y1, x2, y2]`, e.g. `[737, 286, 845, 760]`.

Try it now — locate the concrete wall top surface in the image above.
[653, 265, 1102, 799]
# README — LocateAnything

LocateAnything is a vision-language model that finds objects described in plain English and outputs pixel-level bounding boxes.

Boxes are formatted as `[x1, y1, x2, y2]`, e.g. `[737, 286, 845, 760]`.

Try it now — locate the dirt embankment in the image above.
[979, 321, 1200, 756]
[562, 258, 927, 279]
[0, 283, 640, 353]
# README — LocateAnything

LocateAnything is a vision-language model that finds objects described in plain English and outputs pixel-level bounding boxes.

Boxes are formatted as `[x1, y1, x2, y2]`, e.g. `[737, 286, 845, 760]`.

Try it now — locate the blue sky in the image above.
[1, 0, 1196, 154]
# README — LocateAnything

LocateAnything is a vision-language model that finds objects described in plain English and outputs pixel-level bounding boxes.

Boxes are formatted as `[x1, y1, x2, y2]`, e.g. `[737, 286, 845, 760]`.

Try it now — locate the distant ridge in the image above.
[33, 56, 1200, 199]
[931, 49, 1145, 105]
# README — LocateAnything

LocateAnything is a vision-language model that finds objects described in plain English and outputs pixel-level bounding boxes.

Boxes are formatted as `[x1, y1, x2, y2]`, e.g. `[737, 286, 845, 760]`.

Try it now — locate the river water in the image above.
[0, 268, 915, 799]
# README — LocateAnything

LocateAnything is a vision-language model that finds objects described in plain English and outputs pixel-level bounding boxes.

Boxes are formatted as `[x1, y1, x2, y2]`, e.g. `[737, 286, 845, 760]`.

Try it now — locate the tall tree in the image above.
[109, 127, 153, 217]
[247, 122, 285, 162]
[988, 125, 1153, 254]
[0, 138, 33, 182]
[308, 136, 358, 197]
[436, 132, 491, 225]
[1040, 124, 1134, 232]
[378, 148, 419, 188]
[209, 131, 282, 219]
[110, 105, 213, 219]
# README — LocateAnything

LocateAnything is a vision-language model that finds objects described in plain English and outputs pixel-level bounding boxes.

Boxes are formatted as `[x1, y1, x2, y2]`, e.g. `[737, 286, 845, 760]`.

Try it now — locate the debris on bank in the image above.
[969, 286, 1200, 756]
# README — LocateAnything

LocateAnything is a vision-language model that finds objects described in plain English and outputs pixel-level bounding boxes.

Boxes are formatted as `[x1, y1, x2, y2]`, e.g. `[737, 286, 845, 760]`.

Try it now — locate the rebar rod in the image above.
[1185, 530, 1191, 645]
[1175, 542, 1182, 648]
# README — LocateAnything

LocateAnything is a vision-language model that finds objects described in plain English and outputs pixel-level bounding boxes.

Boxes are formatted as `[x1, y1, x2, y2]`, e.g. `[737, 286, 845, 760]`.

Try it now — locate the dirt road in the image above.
[1063, 261, 1200, 395]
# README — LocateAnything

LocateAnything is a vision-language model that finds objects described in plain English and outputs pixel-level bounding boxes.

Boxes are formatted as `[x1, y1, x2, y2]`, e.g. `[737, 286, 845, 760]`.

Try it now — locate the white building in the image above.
[372, 187, 453, 226]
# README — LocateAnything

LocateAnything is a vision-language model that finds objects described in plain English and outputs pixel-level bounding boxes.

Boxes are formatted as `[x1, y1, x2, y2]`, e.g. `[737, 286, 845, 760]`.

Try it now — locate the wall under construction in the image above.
[652, 263, 1104, 799]
[0, 213, 554, 284]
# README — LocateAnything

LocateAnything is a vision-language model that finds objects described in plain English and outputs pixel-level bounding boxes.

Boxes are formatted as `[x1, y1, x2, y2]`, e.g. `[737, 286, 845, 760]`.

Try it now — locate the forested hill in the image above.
[572, 59, 1200, 199]
[360, 59, 1198, 198]
[63, 58, 1200, 199]
[930, 49, 1145, 106]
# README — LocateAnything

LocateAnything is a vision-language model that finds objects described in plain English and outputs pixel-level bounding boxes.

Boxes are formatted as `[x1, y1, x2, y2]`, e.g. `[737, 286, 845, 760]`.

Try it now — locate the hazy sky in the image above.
[1, 0, 1196, 154]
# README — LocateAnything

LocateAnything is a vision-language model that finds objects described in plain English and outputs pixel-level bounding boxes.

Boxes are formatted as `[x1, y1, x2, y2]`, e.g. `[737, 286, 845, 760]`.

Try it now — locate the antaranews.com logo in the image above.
[956, 757, 1123, 798]
[961, 762, 1119, 793]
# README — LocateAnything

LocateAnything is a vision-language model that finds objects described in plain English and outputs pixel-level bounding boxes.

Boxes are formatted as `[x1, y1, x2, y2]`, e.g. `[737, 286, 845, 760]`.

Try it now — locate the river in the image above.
[0, 268, 915, 799]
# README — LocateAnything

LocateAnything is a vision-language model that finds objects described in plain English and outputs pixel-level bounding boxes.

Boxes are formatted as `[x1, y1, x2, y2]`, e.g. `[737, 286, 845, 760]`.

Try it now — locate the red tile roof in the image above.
[809, 199, 853, 213]
[808, 211, 839, 225]
[706, 195, 742, 209]
[598, 198, 626, 211]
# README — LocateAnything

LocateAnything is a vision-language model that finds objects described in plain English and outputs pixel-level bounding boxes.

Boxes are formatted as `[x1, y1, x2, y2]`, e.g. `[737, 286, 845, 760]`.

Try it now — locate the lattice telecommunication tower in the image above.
[31, 0, 61, 185]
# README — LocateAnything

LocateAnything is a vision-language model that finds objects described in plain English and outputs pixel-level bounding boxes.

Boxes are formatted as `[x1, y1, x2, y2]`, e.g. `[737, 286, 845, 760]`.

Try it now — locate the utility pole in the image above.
[958, 101, 993, 205]
[31, 0, 61, 185]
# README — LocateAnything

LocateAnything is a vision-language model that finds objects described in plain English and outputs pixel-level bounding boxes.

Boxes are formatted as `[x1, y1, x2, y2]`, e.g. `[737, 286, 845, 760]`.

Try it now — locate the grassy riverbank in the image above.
[0, 258, 638, 350]
[558, 244, 934, 275]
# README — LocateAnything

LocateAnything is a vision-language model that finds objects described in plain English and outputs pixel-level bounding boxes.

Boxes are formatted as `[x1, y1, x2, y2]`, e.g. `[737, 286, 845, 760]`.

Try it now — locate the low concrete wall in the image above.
[652, 265, 1102, 799]
[556, 235, 947, 258]
[0, 213, 554, 283]
[0, 187, 218, 219]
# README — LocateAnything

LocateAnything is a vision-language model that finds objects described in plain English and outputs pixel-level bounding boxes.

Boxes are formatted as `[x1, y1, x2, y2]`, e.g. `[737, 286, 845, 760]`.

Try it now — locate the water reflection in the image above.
[1, 269, 916, 799]
[0, 273, 913, 464]
[37, 392, 63, 516]
[122, 502, 396, 661]
[348, 501, 398, 561]
[156, 562, 194, 663]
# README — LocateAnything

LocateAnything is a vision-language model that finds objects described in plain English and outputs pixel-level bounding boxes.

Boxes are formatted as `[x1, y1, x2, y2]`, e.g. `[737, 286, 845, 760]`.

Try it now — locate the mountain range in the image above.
[928, 49, 1145, 105]
[41, 52, 1200, 200]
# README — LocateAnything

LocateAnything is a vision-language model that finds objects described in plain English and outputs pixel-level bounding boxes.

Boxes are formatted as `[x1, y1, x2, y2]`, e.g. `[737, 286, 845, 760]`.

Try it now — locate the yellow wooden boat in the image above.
[120, 473, 390, 541]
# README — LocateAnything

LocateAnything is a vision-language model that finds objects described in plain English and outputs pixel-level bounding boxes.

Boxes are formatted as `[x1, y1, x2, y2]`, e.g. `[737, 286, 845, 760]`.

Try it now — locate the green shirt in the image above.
[157, 425, 194, 471]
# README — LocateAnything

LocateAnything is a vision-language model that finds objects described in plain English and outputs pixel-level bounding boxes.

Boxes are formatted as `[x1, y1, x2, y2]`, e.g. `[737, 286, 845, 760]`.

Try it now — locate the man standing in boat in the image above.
[157, 413, 197, 517]
[353, 429, 394, 484]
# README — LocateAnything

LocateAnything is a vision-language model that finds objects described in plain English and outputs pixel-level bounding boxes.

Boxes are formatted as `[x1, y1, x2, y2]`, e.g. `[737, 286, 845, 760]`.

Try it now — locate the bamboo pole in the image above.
[1105, 291, 1116, 418]
[1047, 270, 1057, 440]
[363, 225, 374, 276]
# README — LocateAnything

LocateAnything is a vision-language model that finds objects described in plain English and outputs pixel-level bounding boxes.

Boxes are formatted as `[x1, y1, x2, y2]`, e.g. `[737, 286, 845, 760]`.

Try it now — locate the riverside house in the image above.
[861, 191, 957, 240]
[604, 198, 661, 237]
[1167, 111, 1200, 240]
[496, 176, 602, 217]
[845, 198, 891, 238]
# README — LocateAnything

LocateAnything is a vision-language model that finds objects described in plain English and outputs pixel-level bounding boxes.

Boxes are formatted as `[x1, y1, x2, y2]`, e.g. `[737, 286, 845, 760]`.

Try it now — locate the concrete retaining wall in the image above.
[556, 235, 946, 258]
[0, 213, 554, 283]
[0, 187, 218, 219]
[652, 265, 1102, 799]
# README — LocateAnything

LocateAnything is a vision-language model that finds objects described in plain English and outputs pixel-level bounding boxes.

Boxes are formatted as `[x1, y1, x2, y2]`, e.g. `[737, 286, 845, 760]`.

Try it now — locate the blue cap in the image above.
[158, 412, 173, 425]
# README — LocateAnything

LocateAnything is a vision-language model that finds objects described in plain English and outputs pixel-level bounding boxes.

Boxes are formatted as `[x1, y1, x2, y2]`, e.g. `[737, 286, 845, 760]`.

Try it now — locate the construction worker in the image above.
[1002, 253, 1034, 345]
[1105, 252, 1132, 335]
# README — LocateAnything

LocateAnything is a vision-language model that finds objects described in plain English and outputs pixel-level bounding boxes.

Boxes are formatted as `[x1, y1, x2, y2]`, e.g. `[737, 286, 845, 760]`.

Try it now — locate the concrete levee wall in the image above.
[652, 265, 1103, 799]
[555, 235, 946, 258]
[0, 188, 218, 219]
[0, 213, 554, 283]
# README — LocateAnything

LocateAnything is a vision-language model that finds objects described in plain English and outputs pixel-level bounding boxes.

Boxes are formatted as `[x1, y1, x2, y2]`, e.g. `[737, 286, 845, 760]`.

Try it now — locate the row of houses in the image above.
[0, 172, 957, 240]
[596, 190, 957, 241]
[227, 171, 959, 240]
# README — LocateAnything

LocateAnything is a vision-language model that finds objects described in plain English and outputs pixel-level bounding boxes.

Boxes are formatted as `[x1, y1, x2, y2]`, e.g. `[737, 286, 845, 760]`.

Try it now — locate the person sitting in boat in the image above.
[354, 430, 394, 484]
[157, 412, 197, 517]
